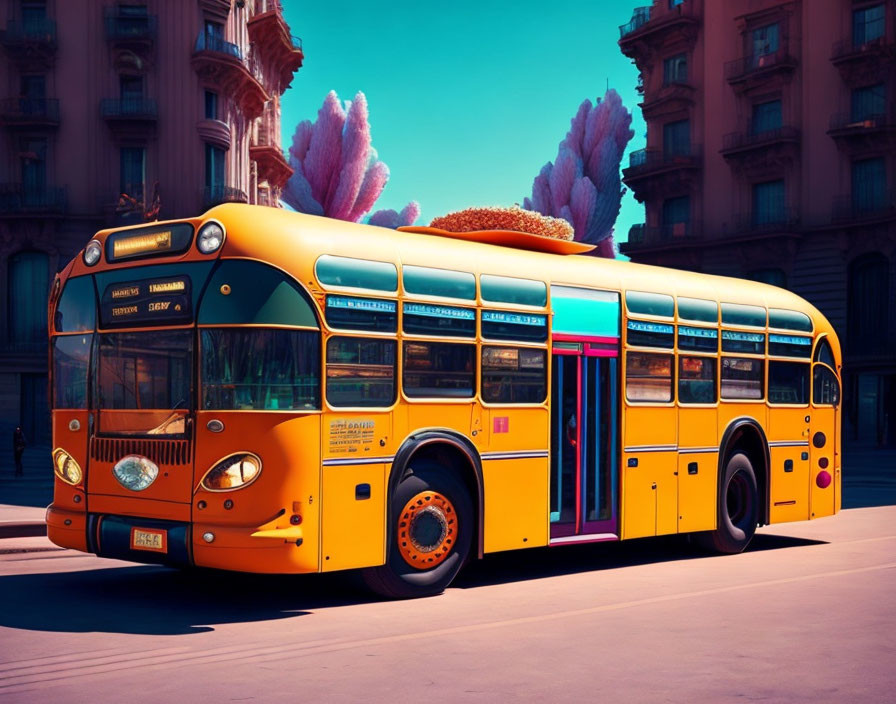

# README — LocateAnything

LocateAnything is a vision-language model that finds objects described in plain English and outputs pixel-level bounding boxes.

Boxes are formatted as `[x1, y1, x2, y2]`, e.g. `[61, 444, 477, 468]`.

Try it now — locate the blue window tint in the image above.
[482, 310, 547, 342]
[55, 276, 96, 332]
[626, 290, 674, 317]
[627, 320, 674, 348]
[551, 286, 620, 338]
[768, 333, 811, 358]
[315, 255, 397, 292]
[678, 325, 717, 352]
[326, 296, 396, 332]
[721, 302, 766, 327]
[480, 274, 546, 307]
[677, 297, 718, 323]
[403, 302, 475, 337]
[722, 330, 765, 354]
[403, 265, 475, 300]
[769, 309, 812, 332]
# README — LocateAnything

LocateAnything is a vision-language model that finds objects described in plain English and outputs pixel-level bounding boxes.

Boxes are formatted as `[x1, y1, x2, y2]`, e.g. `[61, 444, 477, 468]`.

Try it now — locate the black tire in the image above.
[695, 452, 758, 554]
[362, 460, 473, 599]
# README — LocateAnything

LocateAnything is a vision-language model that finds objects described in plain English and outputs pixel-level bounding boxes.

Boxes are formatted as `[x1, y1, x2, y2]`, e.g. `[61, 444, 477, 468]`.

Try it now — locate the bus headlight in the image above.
[83, 240, 102, 266]
[200, 453, 262, 491]
[112, 455, 159, 491]
[53, 449, 83, 485]
[197, 221, 225, 254]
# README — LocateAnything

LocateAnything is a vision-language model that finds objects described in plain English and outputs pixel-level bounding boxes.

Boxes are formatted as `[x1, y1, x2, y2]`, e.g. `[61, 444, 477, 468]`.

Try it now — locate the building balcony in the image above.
[192, 32, 269, 120]
[720, 125, 800, 168]
[101, 98, 158, 138]
[0, 19, 57, 68]
[104, 9, 157, 49]
[204, 185, 248, 209]
[622, 147, 702, 202]
[247, 0, 304, 91]
[733, 208, 800, 240]
[619, 2, 699, 65]
[640, 79, 696, 119]
[0, 98, 59, 129]
[724, 44, 798, 88]
[250, 125, 293, 189]
[831, 191, 896, 225]
[827, 110, 896, 151]
[0, 184, 66, 216]
[830, 36, 895, 84]
[620, 221, 703, 255]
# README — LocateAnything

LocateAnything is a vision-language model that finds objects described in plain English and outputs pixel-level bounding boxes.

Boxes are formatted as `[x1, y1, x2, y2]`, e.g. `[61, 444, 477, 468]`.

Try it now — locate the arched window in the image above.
[848, 253, 889, 356]
[7, 250, 49, 346]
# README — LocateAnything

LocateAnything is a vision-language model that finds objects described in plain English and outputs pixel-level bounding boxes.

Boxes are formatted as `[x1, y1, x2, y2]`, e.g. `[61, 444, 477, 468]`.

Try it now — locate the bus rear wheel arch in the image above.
[695, 452, 759, 554]
[362, 459, 473, 599]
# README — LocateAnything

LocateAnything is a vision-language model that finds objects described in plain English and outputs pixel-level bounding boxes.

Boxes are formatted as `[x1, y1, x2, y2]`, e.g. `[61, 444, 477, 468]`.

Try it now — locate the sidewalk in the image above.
[0, 444, 893, 541]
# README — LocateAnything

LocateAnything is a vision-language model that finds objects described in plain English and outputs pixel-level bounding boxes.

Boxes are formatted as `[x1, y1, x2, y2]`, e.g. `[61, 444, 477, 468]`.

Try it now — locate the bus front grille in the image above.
[90, 437, 192, 466]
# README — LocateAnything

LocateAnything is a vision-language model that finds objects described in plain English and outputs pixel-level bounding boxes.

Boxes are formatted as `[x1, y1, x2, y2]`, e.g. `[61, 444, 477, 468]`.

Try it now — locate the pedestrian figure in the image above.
[13, 426, 26, 478]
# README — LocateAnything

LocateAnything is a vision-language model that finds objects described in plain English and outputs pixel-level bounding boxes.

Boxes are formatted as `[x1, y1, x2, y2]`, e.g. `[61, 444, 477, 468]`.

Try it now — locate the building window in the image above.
[747, 268, 787, 288]
[851, 84, 886, 122]
[662, 195, 690, 236]
[663, 119, 690, 156]
[669, 0, 685, 7]
[205, 143, 225, 192]
[752, 180, 785, 225]
[847, 253, 889, 356]
[120, 147, 145, 200]
[663, 54, 687, 85]
[21, 1, 46, 25]
[8, 250, 49, 345]
[751, 23, 779, 64]
[20, 138, 47, 201]
[204, 90, 218, 120]
[751, 100, 782, 135]
[851, 157, 887, 213]
[853, 4, 885, 46]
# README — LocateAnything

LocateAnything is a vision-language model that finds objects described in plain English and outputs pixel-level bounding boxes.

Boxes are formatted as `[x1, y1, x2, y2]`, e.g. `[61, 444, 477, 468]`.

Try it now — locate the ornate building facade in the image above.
[0, 0, 302, 443]
[619, 0, 896, 447]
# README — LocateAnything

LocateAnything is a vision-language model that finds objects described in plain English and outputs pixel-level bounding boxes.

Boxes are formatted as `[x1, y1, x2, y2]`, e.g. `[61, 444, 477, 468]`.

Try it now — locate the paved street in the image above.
[0, 504, 894, 703]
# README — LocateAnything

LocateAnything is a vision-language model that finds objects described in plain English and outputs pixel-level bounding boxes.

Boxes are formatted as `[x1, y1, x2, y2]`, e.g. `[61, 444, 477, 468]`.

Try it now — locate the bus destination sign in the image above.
[100, 276, 192, 327]
[112, 230, 173, 259]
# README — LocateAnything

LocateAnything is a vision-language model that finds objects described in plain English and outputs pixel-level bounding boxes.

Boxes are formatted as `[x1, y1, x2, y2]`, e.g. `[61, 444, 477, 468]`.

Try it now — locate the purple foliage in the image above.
[368, 202, 421, 229]
[282, 91, 417, 225]
[523, 89, 634, 258]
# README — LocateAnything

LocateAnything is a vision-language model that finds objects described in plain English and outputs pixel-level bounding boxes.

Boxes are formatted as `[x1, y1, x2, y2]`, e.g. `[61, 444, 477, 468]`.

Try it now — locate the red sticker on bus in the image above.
[493, 417, 509, 433]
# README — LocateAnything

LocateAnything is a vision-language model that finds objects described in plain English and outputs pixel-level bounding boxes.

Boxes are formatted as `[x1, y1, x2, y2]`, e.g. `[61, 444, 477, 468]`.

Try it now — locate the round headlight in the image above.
[200, 453, 262, 492]
[83, 240, 102, 266]
[197, 221, 225, 254]
[53, 449, 83, 485]
[112, 455, 159, 492]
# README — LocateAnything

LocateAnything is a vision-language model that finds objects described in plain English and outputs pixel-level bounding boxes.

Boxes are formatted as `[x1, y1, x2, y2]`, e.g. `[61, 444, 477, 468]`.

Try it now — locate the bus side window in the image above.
[679, 356, 716, 404]
[813, 365, 840, 406]
[326, 337, 396, 408]
[720, 357, 764, 400]
[626, 352, 673, 402]
[768, 361, 810, 405]
[481, 346, 546, 404]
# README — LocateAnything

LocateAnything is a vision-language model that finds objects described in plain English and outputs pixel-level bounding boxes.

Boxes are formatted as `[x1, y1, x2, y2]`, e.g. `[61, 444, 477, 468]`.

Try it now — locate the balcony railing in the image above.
[104, 10, 158, 42]
[832, 191, 896, 222]
[0, 184, 66, 214]
[626, 146, 701, 174]
[734, 207, 799, 234]
[831, 36, 892, 63]
[724, 45, 798, 83]
[0, 97, 59, 124]
[194, 32, 242, 60]
[204, 185, 248, 208]
[101, 98, 158, 119]
[622, 221, 702, 249]
[619, 6, 651, 38]
[1, 18, 57, 46]
[829, 109, 895, 133]
[721, 125, 799, 152]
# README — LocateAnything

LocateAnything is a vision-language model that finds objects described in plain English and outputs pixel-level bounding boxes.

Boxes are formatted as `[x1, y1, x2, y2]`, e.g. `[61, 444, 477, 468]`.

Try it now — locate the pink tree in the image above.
[282, 90, 419, 227]
[523, 90, 634, 258]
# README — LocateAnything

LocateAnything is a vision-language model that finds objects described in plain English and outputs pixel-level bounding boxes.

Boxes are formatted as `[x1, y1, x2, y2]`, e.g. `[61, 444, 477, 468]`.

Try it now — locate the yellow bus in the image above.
[47, 204, 841, 598]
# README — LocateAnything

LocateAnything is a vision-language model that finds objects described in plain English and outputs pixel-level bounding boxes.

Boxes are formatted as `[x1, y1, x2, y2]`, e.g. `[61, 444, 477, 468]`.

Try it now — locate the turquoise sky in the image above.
[280, 0, 645, 253]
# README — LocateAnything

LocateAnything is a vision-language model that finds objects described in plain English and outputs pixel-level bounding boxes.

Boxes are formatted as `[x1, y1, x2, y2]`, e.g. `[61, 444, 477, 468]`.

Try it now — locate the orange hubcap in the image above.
[397, 491, 457, 569]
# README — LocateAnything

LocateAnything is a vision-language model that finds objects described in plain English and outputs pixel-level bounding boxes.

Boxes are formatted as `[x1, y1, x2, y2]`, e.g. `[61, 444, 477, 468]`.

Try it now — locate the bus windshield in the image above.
[96, 329, 192, 436]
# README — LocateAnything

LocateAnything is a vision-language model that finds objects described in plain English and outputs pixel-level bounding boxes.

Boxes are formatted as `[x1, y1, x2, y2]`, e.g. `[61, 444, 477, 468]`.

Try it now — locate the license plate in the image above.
[130, 527, 167, 553]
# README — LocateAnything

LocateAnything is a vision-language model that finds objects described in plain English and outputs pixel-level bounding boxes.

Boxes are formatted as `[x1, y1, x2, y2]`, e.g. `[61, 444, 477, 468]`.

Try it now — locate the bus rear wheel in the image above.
[362, 461, 472, 599]
[696, 452, 758, 554]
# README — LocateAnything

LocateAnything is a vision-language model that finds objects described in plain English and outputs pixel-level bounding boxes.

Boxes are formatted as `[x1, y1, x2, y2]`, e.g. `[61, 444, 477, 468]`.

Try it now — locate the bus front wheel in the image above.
[696, 452, 758, 554]
[362, 461, 472, 599]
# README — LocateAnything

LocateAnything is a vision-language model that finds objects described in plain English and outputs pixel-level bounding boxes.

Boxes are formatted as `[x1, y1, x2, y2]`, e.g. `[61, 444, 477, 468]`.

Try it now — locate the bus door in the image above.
[809, 336, 840, 518]
[548, 286, 620, 543]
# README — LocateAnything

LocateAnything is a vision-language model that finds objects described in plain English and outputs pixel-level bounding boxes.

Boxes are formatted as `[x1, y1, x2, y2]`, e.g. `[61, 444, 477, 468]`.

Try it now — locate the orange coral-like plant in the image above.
[430, 205, 574, 241]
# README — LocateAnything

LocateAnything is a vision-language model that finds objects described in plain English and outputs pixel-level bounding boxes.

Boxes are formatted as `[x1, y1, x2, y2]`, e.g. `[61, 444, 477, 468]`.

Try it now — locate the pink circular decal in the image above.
[816, 470, 832, 489]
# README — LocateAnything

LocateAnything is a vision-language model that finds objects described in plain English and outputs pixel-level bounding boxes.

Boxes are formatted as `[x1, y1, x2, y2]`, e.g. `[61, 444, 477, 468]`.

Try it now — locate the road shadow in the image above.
[0, 563, 377, 636]
[455, 532, 827, 590]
